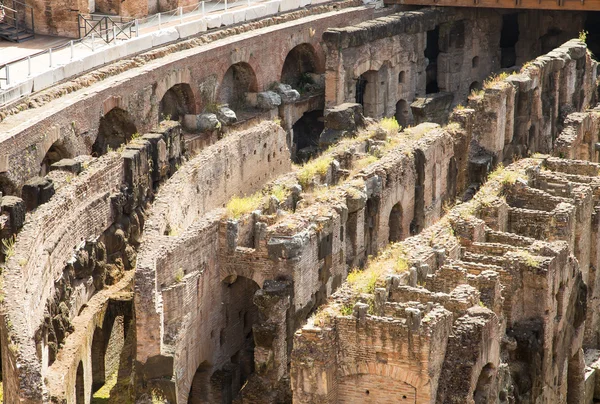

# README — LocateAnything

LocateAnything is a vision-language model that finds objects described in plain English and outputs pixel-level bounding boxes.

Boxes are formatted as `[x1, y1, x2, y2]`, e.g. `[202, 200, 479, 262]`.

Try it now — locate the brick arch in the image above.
[353, 59, 393, 81]
[154, 69, 200, 116]
[280, 43, 325, 86]
[337, 362, 431, 402]
[219, 266, 266, 288]
[338, 362, 428, 390]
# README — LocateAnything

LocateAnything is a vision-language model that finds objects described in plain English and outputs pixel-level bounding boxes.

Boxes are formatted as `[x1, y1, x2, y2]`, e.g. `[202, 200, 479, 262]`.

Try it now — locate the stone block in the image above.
[21, 177, 55, 211]
[197, 113, 221, 132]
[151, 27, 180, 48]
[245, 5, 267, 20]
[232, 9, 246, 23]
[323, 102, 365, 131]
[217, 107, 237, 125]
[0, 80, 34, 106]
[0, 196, 26, 232]
[33, 66, 64, 93]
[49, 159, 82, 174]
[176, 19, 208, 39]
[274, 83, 300, 103]
[81, 51, 107, 73]
[410, 92, 454, 126]
[205, 15, 222, 29]
[264, 0, 281, 15]
[221, 11, 234, 26]
[125, 35, 153, 55]
[104, 42, 129, 64]
[61, 59, 85, 79]
[257, 91, 282, 109]
[279, 0, 300, 12]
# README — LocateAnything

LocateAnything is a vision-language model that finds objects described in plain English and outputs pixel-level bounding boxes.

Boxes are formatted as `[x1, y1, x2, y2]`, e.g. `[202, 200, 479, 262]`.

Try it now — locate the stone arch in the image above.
[355, 70, 378, 117]
[216, 275, 261, 401]
[292, 109, 325, 163]
[159, 83, 197, 122]
[91, 327, 106, 393]
[40, 140, 71, 176]
[354, 61, 392, 118]
[281, 43, 321, 89]
[219, 62, 258, 110]
[188, 361, 212, 403]
[388, 202, 403, 243]
[395, 99, 410, 128]
[75, 361, 85, 404]
[337, 362, 428, 401]
[473, 363, 496, 403]
[92, 108, 138, 156]
[470, 81, 482, 93]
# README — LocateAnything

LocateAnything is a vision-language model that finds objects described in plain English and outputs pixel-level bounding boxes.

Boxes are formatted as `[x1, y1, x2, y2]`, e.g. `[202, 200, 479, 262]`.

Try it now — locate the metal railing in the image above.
[0, 0, 266, 89]
[0, 0, 35, 40]
[78, 13, 137, 43]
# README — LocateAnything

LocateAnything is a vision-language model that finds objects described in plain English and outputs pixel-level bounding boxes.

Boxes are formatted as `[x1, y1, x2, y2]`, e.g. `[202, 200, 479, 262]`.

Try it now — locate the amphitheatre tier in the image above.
[0, 1, 599, 403]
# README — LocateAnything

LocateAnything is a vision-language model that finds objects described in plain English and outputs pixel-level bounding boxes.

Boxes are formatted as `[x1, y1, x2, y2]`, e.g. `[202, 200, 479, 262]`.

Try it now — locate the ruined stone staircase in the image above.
[0, 0, 34, 43]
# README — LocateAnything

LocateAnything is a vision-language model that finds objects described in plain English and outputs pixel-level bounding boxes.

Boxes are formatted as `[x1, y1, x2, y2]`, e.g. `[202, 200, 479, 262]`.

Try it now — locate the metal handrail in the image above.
[0, 0, 267, 89]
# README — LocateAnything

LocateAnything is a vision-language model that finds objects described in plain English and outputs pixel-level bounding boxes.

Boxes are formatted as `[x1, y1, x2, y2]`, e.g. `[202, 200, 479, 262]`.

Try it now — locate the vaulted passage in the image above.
[425, 26, 440, 94]
[159, 83, 196, 122]
[92, 108, 138, 156]
[500, 13, 519, 68]
[188, 361, 211, 403]
[40, 141, 70, 176]
[388, 202, 403, 243]
[219, 63, 258, 110]
[75, 361, 85, 404]
[292, 110, 324, 163]
[281, 43, 320, 90]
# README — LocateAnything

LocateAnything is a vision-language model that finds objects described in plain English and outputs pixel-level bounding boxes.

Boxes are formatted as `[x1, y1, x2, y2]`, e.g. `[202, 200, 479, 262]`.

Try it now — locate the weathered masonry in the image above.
[1, 0, 600, 403]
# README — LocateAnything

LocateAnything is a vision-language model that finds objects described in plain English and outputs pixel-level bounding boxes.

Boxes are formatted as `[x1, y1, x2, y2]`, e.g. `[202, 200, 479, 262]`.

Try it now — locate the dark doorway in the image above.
[281, 43, 319, 90]
[292, 110, 324, 163]
[92, 108, 138, 156]
[388, 203, 403, 243]
[585, 12, 600, 60]
[41, 141, 70, 176]
[75, 361, 85, 404]
[425, 26, 440, 94]
[219, 63, 258, 110]
[159, 83, 196, 122]
[395, 100, 410, 128]
[500, 14, 519, 68]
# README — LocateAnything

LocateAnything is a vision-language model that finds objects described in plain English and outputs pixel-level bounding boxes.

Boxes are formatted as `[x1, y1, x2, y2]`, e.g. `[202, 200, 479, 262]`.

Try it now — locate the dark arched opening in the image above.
[473, 363, 496, 404]
[292, 110, 324, 163]
[188, 361, 212, 404]
[216, 275, 260, 401]
[219, 62, 258, 110]
[355, 70, 378, 117]
[500, 14, 519, 68]
[281, 43, 319, 91]
[41, 141, 70, 176]
[388, 202, 403, 243]
[425, 26, 440, 94]
[159, 83, 196, 122]
[395, 100, 410, 128]
[470, 81, 482, 93]
[91, 327, 106, 393]
[75, 361, 85, 404]
[585, 12, 600, 61]
[92, 108, 138, 156]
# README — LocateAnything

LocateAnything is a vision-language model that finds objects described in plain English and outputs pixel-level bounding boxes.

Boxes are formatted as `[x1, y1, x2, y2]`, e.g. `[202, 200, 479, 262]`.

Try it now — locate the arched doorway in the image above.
[395, 100, 410, 128]
[473, 363, 496, 404]
[355, 70, 378, 117]
[388, 202, 403, 243]
[92, 108, 138, 156]
[0, 174, 17, 197]
[75, 361, 85, 404]
[159, 83, 196, 122]
[292, 110, 324, 163]
[281, 43, 319, 90]
[425, 26, 440, 94]
[219, 62, 258, 110]
[217, 275, 260, 401]
[41, 140, 70, 176]
[188, 361, 212, 403]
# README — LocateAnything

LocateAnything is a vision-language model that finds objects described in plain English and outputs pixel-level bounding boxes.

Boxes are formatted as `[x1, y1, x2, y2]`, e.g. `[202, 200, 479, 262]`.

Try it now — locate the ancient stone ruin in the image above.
[2, 0, 600, 403]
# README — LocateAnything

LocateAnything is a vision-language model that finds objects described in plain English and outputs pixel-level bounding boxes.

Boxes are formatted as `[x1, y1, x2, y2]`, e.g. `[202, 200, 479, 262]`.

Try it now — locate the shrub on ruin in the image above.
[513, 250, 542, 268]
[270, 184, 288, 202]
[380, 117, 400, 135]
[226, 192, 264, 219]
[297, 155, 334, 189]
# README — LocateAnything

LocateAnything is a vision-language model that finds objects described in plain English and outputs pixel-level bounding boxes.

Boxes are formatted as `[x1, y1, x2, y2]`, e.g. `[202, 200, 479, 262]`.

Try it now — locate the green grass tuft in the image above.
[226, 192, 264, 219]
